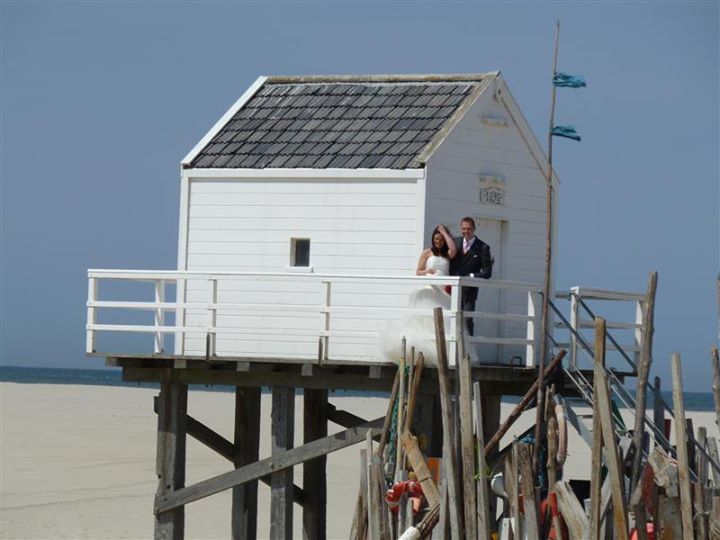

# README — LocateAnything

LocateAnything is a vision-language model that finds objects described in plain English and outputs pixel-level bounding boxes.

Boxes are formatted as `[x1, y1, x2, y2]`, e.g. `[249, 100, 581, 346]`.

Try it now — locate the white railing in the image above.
[86, 269, 542, 366]
[554, 286, 646, 371]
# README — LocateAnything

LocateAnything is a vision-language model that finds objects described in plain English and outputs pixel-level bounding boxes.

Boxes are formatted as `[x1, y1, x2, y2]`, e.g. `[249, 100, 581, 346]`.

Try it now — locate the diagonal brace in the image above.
[155, 417, 384, 514]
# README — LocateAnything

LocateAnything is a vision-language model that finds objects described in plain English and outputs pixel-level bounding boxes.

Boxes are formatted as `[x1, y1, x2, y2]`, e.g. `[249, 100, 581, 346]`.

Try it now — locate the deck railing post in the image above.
[86, 276, 98, 353]
[526, 290, 539, 368]
[319, 280, 331, 363]
[207, 277, 218, 357]
[176, 276, 185, 356]
[569, 287, 580, 369]
[154, 279, 166, 354]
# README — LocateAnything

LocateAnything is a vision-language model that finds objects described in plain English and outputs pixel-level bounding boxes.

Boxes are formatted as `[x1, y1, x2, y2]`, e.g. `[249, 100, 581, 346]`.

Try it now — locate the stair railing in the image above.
[548, 294, 720, 479]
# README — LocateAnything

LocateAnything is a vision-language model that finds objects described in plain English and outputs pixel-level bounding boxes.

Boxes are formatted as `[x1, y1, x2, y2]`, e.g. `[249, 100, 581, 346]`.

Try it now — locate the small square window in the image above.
[290, 238, 310, 267]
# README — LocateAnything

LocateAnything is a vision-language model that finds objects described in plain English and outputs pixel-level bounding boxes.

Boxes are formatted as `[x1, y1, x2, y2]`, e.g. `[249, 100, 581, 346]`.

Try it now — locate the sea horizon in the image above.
[0, 364, 716, 412]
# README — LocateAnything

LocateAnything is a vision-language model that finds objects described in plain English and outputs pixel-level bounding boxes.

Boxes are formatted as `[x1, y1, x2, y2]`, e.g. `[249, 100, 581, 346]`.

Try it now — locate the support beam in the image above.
[326, 403, 369, 429]
[155, 418, 383, 514]
[270, 386, 295, 540]
[303, 389, 328, 540]
[155, 383, 188, 540]
[233, 386, 261, 540]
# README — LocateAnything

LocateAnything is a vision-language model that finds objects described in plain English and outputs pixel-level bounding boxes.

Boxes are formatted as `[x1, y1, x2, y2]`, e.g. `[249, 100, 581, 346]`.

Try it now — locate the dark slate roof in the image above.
[187, 75, 494, 169]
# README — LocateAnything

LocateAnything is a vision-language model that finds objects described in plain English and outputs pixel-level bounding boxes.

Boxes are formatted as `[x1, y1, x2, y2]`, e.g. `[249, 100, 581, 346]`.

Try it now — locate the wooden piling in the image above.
[232, 386, 261, 540]
[155, 382, 188, 540]
[270, 386, 295, 540]
[672, 353, 695, 540]
[303, 388, 328, 540]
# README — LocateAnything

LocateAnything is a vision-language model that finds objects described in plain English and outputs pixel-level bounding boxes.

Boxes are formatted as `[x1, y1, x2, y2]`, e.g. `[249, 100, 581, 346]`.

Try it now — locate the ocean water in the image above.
[0, 365, 715, 410]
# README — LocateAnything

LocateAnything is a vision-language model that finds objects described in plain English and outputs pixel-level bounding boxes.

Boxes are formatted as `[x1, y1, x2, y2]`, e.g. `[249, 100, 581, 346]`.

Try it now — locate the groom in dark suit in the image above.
[450, 217, 493, 336]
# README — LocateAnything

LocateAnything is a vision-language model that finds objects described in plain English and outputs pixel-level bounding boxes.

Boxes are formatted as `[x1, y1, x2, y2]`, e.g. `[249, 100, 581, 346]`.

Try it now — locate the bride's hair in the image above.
[431, 226, 450, 257]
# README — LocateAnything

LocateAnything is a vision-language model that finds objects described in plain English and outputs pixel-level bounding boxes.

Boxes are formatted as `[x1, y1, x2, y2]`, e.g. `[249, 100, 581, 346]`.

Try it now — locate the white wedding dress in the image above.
[379, 256, 451, 366]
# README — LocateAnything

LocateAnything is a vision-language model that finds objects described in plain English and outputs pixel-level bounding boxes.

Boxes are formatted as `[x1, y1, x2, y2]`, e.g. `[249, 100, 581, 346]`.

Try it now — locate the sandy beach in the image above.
[1, 381, 716, 539]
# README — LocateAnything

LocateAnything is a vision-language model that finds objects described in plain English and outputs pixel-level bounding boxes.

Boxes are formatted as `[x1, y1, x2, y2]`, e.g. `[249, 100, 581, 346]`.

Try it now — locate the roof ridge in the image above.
[265, 72, 499, 84]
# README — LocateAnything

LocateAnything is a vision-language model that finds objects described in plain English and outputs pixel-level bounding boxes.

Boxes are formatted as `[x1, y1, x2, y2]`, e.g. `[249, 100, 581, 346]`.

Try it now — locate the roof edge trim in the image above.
[264, 72, 499, 84]
[179, 168, 425, 179]
[181, 76, 268, 167]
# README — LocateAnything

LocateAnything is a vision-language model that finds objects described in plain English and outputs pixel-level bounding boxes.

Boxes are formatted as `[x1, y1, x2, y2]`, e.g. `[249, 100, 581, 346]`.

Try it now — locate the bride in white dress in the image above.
[379, 225, 457, 365]
[411, 224, 457, 310]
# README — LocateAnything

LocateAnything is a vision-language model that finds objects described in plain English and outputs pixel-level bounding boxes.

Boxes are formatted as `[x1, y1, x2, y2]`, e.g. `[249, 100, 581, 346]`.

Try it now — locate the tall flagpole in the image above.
[533, 19, 561, 472]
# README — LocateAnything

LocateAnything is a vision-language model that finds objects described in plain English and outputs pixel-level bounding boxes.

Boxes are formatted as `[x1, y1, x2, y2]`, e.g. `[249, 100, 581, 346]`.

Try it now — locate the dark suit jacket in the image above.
[450, 235, 493, 301]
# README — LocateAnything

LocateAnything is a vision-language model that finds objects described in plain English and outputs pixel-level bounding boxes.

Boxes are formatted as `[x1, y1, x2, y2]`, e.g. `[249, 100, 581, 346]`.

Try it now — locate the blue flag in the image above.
[553, 72, 587, 88]
[551, 125, 581, 142]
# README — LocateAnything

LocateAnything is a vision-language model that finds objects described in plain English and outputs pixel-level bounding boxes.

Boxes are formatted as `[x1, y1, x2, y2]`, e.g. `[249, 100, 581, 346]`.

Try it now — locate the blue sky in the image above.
[1, 1, 717, 391]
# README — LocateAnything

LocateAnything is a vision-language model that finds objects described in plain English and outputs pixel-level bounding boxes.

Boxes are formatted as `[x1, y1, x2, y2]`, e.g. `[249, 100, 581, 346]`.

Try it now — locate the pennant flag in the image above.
[551, 125, 582, 142]
[553, 72, 587, 88]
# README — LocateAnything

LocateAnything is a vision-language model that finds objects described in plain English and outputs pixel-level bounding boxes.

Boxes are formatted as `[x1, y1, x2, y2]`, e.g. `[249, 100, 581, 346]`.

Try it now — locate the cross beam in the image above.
[155, 418, 383, 514]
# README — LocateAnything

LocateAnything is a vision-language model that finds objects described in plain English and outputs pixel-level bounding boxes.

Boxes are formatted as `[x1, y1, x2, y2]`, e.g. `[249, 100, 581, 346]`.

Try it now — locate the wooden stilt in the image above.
[303, 389, 328, 540]
[155, 382, 188, 540]
[232, 386, 261, 540]
[270, 386, 295, 540]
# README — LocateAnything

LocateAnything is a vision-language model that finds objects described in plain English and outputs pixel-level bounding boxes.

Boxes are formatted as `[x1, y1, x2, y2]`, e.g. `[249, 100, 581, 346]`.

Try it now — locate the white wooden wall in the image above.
[424, 80, 557, 364]
[179, 175, 424, 360]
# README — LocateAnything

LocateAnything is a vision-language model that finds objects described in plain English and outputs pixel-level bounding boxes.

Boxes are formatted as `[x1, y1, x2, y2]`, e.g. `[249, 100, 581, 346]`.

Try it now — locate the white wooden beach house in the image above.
[87, 73, 647, 368]
[87, 73, 557, 366]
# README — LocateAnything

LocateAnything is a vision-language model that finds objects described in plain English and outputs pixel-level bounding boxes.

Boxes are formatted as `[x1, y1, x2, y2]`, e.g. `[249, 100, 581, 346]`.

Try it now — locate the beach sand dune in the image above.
[1, 382, 716, 539]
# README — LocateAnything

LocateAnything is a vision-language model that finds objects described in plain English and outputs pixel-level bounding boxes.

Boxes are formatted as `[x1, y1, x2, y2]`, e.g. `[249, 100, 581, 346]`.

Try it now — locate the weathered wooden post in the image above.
[589, 318, 606, 540]
[232, 387, 261, 540]
[711, 347, 720, 435]
[155, 382, 188, 540]
[303, 388, 328, 540]
[672, 353, 694, 540]
[270, 387, 295, 540]
[474, 381, 491, 540]
[593, 322, 629, 540]
[433, 307, 462, 539]
[458, 351, 477, 539]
